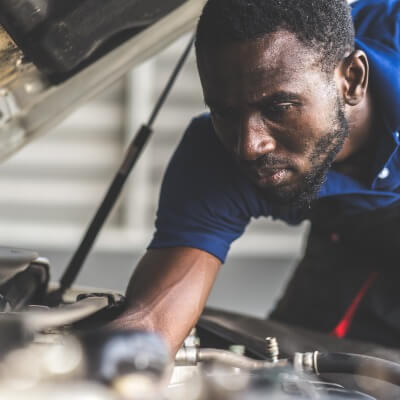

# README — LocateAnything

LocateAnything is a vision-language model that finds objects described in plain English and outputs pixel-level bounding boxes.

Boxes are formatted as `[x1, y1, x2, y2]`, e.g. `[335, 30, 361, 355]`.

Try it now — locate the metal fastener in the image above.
[265, 337, 279, 363]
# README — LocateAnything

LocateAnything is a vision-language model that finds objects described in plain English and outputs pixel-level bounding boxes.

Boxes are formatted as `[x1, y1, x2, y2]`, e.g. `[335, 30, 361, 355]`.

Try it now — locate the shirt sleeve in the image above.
[352, 0, 400, 53]
[148, 114, 269, 263]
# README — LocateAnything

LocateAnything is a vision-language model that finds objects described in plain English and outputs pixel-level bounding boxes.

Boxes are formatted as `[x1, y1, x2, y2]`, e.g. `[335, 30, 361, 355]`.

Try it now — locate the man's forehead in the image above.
[205, 30, 317, 74]
[199, 31, 322, 103]
[247, 32, 315, 69]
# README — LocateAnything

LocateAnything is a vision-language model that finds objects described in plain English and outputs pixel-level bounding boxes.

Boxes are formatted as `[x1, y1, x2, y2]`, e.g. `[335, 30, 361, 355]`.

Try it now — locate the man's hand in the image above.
[110, 247, 221, 354]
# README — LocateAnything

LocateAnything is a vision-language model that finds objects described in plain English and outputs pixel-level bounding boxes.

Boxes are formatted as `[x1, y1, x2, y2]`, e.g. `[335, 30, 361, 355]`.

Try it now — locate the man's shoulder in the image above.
[353, 0, 400, 41]
[175, 113, 235, 170]
[183, 113, 215, 147]
[352, 0, 400, 133]
[189, 112, 213, 128]
[185, 113, 212, 134]
[352, 0, 400, 15]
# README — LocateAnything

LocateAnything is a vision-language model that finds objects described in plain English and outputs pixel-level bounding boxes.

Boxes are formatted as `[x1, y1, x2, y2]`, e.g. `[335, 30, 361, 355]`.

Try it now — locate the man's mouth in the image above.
[247, 167, 291, 186]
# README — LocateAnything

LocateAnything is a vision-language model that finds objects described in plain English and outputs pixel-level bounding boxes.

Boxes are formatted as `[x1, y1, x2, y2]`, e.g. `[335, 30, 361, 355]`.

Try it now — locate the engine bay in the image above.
[0, 248, 398, 400]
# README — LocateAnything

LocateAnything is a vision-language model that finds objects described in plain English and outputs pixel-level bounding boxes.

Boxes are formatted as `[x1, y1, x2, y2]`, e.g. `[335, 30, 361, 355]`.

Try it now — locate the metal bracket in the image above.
[0, 89, 19, 127]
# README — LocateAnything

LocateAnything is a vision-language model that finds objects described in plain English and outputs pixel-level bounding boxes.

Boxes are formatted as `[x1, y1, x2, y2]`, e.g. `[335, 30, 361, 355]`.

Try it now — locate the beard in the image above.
[257, 97, 349, 209]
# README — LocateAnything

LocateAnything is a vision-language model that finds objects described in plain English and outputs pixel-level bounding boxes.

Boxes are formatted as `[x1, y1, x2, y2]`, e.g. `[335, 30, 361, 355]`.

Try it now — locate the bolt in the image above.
[265, 337, 279, 363]
[184, 328, 200, 348]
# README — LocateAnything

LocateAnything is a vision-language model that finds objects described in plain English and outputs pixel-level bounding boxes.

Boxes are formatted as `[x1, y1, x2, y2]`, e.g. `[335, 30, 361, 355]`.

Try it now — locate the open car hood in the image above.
[0, 0, 206, 162]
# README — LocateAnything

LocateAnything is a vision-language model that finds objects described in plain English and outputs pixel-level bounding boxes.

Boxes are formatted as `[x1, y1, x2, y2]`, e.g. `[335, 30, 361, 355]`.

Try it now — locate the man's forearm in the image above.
[112, 247, 221, 354]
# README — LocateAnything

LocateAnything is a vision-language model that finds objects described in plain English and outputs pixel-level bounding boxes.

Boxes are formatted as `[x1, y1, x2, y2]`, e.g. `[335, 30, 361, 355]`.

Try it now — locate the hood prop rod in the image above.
[47, 35, 195, 306]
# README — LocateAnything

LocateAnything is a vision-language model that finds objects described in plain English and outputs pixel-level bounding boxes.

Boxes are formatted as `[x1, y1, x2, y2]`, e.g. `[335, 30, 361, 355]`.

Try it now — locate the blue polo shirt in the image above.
[149, 0, 400, 263]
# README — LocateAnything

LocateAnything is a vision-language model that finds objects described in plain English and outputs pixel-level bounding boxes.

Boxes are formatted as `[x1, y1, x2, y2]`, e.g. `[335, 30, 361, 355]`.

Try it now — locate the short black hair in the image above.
[195, 0, 355, 72]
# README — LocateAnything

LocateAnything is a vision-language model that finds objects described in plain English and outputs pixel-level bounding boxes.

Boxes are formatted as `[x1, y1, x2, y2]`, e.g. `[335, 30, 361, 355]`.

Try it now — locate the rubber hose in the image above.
[317, 352, 400, 386]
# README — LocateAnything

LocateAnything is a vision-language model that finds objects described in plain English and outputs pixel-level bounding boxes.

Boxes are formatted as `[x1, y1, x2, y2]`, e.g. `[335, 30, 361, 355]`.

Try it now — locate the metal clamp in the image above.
[293, 351, 319, 375]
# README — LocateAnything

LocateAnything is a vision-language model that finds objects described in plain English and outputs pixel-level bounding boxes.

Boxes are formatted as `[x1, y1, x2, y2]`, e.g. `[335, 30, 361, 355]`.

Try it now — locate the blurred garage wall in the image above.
[0, 34, 308, 317]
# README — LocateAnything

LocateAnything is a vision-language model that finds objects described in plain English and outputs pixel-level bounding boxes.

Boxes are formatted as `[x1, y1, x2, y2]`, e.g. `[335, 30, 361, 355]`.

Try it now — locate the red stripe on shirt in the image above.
[332, 271, 378, 339]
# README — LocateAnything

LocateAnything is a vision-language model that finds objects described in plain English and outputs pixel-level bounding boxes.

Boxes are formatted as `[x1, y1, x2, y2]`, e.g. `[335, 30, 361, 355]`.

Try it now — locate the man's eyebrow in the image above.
[253, 91, 302, 106]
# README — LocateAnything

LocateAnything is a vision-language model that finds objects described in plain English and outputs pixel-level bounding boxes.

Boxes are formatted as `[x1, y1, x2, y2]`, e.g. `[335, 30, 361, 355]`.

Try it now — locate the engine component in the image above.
[229, 344, 246, 355]
[265, 336, 279, 363]
[21, 296, 110, 331]
[0, 0, 188, 81]
[0, 295, 110, 360]
[78, 330, 170, 384]
[0, 383, 118, 400]
[176, 346, 286, 370]
[198, 308, 400, 362]
[0, 1, 205, 164]
[295, 351, 400, 387]
[0, 256, 49, 311]
[0, 246, 39, 285]
[0, 302, 393, 399]
[169, 360, 376, 400]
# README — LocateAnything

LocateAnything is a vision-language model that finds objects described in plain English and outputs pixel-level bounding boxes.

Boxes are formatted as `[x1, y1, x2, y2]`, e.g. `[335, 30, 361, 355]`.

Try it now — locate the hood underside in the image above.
[0, 0, 206, 162]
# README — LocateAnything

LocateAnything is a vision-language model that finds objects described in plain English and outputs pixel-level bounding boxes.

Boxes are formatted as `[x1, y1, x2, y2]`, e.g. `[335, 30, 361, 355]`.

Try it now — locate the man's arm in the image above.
[111, 247, 221, 354]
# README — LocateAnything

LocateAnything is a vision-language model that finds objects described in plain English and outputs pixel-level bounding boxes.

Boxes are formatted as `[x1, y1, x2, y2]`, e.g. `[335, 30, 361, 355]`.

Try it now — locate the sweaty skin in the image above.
[112, 30, 375, 354]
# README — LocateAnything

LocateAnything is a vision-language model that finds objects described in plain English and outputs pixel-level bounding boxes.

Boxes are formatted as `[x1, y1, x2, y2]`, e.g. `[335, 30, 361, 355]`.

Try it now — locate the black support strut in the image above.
[48, 35, 195, 305]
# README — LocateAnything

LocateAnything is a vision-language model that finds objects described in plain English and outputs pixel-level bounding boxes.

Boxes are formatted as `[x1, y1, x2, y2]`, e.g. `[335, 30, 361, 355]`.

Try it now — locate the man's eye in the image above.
[263, 102, 297, 119]
[271, 103, 294, 112]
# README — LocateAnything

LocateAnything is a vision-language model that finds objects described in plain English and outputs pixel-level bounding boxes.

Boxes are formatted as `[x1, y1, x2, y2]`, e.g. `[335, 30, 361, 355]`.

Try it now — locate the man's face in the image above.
[197, 31, 349, 207]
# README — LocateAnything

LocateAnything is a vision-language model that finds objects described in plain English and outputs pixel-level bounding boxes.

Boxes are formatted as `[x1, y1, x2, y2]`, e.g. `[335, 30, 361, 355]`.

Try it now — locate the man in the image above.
[113, 0, 400, 354]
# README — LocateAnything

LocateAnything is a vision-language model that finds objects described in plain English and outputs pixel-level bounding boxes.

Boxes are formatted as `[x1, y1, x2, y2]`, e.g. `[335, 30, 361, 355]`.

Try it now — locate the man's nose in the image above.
[236, 113, 276, 161]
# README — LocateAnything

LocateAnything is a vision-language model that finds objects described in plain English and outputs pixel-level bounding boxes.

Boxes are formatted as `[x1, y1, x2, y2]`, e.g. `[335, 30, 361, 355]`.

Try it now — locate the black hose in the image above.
[317, 352, 400, 386]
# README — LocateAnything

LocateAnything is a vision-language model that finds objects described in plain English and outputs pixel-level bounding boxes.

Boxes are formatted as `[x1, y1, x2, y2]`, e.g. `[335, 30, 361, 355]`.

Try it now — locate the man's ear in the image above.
[337, 50, 369, 106]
